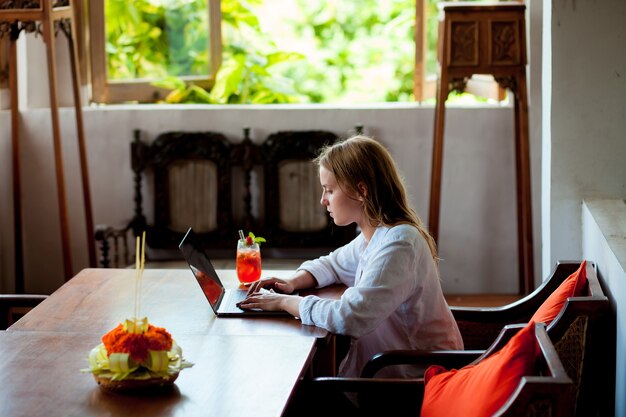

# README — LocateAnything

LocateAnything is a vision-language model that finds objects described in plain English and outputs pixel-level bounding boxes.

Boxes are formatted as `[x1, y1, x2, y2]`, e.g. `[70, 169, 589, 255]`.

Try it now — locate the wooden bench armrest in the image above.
[308, 377, 424, 417]
[362, 350, 484, 378]
[0, 294, 49, 330]
[453, 261, 591, 349]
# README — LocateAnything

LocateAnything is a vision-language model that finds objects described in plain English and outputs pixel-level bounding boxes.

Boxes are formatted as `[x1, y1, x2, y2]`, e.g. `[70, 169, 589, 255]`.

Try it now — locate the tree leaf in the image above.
[266, 52, 305, 67]
[151, 75, 186, 90]
[209, 55, 245, 103]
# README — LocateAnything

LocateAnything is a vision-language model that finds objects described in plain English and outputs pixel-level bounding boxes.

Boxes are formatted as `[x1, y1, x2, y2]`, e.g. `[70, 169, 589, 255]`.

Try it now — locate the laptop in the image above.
[179, 227, 293, 317]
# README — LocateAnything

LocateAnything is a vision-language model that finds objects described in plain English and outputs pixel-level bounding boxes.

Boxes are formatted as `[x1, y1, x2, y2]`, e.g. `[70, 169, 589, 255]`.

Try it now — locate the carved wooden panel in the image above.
[168, 160, 218, 234]
[262, 130, 357, 249]
[494, 76, 518, 96]
[489, 19, 520, 66]
[278, 160, 326, 232]
[0, 1, 42, 8]
[449, 21, 478, 66]
[139, 131, 233, 250]
[0, 1, 70, 11]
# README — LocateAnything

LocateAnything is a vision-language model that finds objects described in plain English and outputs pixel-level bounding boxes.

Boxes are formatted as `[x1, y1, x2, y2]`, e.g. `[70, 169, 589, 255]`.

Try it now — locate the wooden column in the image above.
[8, 24, 24, 293]
[1, 0, 96, 288]
[64, 9, 97, 270]
[429, 2, 534, 295]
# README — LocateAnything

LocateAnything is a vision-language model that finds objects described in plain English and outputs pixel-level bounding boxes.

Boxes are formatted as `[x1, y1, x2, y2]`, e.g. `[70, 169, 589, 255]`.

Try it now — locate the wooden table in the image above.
[9, 268, 333, 338]
[2, 268, 345, 417]
[0, 331, 315, 417]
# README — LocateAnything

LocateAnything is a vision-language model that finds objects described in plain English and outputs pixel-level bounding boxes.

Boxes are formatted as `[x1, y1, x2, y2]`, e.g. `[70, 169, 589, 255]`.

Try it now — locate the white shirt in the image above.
[298, 224, 464, 378]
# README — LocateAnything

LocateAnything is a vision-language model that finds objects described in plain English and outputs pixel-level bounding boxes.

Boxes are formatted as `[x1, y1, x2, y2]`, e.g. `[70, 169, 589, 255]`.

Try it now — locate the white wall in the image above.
[546, 1, 626, 413]
[582, 200, 626, 417]
[545, 0, 626, 270]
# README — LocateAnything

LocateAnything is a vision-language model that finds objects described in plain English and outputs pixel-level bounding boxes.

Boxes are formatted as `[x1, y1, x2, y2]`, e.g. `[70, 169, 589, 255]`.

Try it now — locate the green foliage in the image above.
[104, 0, 452, 104]
[151, 76, 213, 104]
[273, 0, 416, 103]
[105, 0, 307, 103]
[246, 232, 266, 246]
[207, 50, 307, 104]
[214, 0, 307, 104]
[105, 0, 209, 81]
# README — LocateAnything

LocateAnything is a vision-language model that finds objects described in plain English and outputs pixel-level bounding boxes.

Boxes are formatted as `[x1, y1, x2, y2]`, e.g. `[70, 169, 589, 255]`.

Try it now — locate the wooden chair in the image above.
[94, 126, 365, 267]
[95, 129, 234, 267]
[363, 261, 610, 417]
[452, 261, 605, 349]
[302, 323, 573, 417]
[0, 294, 48, 330]
[94, 224, 135, 268]
[260, 130, 357, 257]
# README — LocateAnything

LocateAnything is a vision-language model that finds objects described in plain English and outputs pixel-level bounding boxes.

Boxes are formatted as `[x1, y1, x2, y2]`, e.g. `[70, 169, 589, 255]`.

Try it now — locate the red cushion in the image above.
[531, 260, 587, 325]
[421, 322, 540, 417]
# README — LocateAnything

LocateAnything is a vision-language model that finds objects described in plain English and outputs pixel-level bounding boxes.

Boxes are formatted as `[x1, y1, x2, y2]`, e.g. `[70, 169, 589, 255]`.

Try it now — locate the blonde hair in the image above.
[315, 135, 437, 260]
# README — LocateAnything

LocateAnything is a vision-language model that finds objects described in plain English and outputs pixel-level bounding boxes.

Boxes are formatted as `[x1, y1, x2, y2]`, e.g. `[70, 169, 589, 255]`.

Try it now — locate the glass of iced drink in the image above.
[236, 235, 262, 285]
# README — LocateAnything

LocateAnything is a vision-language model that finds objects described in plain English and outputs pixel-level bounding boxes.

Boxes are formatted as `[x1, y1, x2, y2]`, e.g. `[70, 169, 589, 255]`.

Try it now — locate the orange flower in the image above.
[102, 324, 173, 363]
[145, 325, 173, 352]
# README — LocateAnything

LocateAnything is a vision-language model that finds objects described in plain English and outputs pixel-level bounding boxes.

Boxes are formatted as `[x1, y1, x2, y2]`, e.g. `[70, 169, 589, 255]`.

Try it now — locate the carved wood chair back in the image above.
[135, 130, 234, 253]
[261, 130, 357, 255]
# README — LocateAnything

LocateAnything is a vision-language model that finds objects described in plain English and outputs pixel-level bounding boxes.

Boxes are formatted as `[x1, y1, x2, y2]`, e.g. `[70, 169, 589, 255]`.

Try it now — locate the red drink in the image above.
[236, 244, 262, 284]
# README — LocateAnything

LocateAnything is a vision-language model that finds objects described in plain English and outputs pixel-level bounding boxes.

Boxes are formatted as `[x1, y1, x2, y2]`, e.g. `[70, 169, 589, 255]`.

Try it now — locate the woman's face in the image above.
[319, 166, 364, 227]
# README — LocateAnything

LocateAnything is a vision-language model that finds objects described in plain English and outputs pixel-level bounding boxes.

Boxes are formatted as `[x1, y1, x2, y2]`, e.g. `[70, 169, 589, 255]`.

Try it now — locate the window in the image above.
[89, 0, 501, 104]
[89, 0, 221, 103]
[237, 0, 425, 103]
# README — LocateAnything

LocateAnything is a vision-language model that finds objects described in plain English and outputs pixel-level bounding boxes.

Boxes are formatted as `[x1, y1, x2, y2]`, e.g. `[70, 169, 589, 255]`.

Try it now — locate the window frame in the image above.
[414, 0, 433, 101]
[87, 0, 500, 104]
[88, 0, 222, 104]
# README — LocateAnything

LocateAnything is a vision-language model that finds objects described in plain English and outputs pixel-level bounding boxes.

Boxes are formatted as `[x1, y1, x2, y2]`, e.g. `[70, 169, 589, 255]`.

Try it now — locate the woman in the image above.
[239, 135, 463, 378]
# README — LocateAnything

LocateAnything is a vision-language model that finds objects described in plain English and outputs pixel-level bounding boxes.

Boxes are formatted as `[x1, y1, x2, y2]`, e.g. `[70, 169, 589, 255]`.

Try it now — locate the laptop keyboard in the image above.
[232, 289, 248, 304]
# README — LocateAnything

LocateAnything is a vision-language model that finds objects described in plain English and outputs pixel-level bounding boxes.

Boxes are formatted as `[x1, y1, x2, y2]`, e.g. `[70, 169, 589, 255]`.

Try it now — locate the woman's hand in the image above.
[247, 270, 317, 296]
[237, 290, 302, 317]
[247, 277, 296, 295]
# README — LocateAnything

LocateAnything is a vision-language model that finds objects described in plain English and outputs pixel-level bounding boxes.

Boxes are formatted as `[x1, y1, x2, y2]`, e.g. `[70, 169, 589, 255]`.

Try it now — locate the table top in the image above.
[2, 268, 345, 417]
[9, 268, 341, 338]
[0, 330, 316, 417]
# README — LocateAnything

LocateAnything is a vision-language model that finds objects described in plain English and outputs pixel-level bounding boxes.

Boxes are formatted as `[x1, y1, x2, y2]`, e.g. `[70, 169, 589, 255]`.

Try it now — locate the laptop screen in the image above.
[179, 228, 225, 312]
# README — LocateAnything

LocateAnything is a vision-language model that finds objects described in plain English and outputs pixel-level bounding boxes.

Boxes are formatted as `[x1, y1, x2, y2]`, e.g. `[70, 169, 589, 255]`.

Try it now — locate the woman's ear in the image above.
[357, 182, 368, 200]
